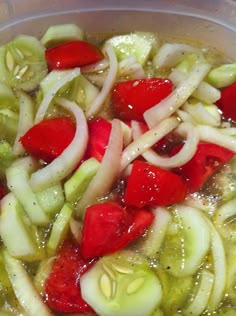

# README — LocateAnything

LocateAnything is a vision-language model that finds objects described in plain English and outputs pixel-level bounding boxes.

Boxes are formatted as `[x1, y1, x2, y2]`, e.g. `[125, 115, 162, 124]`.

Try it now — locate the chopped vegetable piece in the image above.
[172, 143, 235, 192]
[41, 24, 84, 48]
[44, 241, 95, 313]
[80, 251, 162, 316]
[85, 117, 112, 162]
[106, 32, 158, 65]
[124, 160, 188, 207]
[0, 35, 47, 91]
[207, 63, 236, 88]
[45, 40, 104, 70]
[81, 202, 154, 258]
[111, 78, 173, 121]
[20, 117, 76, 163]
[216, 82, 236, 121]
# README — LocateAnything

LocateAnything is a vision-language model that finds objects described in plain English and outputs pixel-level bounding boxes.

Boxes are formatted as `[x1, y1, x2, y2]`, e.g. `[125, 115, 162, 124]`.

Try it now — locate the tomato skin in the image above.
[81, 202, 154, 258]
[216, 82, 236, 122]
[45, 40, 104, 70]
[44, 241, 95, 313]
[111, 78, 173, 121]
[85, 117, 112, 162]
[172, 143, 235, 193]
[124, 160, 188, 207]
[20, 117, 75, 163]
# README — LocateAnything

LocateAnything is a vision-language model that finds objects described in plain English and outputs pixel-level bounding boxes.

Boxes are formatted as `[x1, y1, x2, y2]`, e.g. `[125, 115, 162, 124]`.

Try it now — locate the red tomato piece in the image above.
[44, 241, 95, 313]
[172, 143, 235, 193]
[0, 184, 7, 199]
[20, 117, 75, 163]
[81, 202, 154, 258]
[85, 117, 112, 162]
[124, 160, 188, 207]
[111, 78, 173, 121]
[217, 82, 236, 122]
[45, 40, 104, 70]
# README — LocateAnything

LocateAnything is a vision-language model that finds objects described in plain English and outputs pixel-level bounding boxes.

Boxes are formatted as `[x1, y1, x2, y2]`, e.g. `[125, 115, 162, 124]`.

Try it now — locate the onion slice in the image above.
[120, 116, 179, 171]
[197, 125, 236, 151]
[86, 44, 118, 118]
[30, 98, 88, 191]
[75, 119, 123, 218]
[34, 68, 81, 123]
[132, 121, 199, 169]
[144, 63, 211, 128]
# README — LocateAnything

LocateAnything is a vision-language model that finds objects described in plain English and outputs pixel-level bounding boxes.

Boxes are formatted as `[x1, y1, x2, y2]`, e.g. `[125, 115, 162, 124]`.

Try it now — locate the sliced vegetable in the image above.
[111, 78, 172, 121]
[3, 250, 53, 316]
[0, 109, 19, 143]
[20, 117, 76, 163]
[44, 241, 95, 313]
[41, 24, 84, 48]
[0, 193, 44, 261]
[45, 40, 104, 70]
[0, 82, 18, 110]
[0, 140, 14, 177]
[0, 35, 47, 91]
[208, 63, 236, 88]
[86, 117, 112, 162]
[81, 202, 154, 258]
[47, 203, 73, 255]
[216, 82, 236, 121]
[106, 32, 158, 65]
[80, 251, 162, 316]
[64, 157, 100, 203]
[172, 142, 235, 192]
[124, 160, 188, 208]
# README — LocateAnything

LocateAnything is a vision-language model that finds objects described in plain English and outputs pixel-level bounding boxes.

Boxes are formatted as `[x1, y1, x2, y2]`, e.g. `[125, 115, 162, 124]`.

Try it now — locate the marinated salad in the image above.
[0, 22, 236, 316]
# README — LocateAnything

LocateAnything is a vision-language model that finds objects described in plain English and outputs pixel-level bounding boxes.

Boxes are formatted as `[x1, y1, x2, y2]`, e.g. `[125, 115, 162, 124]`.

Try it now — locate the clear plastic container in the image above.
[0, 0, 236, 57]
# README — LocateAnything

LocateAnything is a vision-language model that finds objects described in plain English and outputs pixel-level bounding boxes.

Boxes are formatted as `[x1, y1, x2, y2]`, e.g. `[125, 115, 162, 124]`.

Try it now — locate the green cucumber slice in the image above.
[160, 206, 210, 277]
[81, 251, 162, 316]
[0, 193, 44, 261]
[64, 157, 100, 203]
[3, 251, 53, 316]
[0, 35, 47, 91]
[47, 203, 73, 255]
[106, 32, 157, 65]
[0, 82, 18, 111]
[41, 24, 84, 48]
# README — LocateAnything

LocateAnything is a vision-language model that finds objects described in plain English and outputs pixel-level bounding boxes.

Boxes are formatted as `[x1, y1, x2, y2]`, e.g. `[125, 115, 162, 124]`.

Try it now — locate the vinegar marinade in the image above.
[0, 23, 235, 316]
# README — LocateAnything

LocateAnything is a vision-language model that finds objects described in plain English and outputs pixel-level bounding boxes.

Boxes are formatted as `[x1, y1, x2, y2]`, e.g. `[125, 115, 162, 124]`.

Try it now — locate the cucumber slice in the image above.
[160, 206, 210, 277]
[36, 184, 65, 217]
[64, 157, 100, 203]
[47, 203, 73, 255]
[34, 257, 55, 295]
[0, 109, 18, 143]
[81, 251, 162, 316]
[106, 32, 157, 65]
[0, 35, 47, 91]
[0, 82, 18, 111]
[3, 251, 53, 316]
[41, 24, 84, 48]
[0, 193, 44, 261]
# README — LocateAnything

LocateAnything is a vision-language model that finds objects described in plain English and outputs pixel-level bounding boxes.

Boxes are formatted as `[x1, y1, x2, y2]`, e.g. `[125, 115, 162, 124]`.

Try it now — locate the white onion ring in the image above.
[30, 98, 88, 191]
[86, 45, 118, 118]
[75, 119, 123, 218]
[197, 125, 236, 151]
[132, 121, 199, 169]
[81, 58, 109, 73]
[13, 92, 34, 156]
[120, 117, 179, 171]
[144, 63, 211, 128]
[34, 68, 81, 123]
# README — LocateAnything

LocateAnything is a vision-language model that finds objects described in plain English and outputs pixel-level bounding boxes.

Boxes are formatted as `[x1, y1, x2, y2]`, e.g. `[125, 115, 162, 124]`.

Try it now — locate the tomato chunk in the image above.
[44, 241, 95, 313]
[81, 202, 154, 258]
[45, 40, 104, 70]
[85, 117, 112, 162]
[172, 143, 235, 192]
[217, 82, 236, 122]
[20, 117, 75, 163]
[124, 160, 188, 207]
[111, 78, 173, 121]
